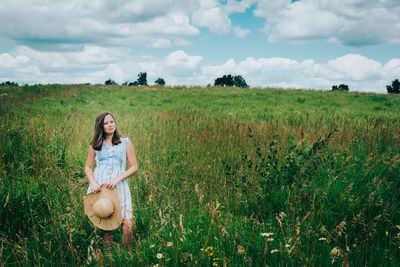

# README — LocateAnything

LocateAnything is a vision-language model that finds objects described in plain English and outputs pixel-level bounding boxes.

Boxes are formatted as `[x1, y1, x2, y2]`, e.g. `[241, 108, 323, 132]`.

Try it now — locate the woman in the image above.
[85, 111, 138, 249]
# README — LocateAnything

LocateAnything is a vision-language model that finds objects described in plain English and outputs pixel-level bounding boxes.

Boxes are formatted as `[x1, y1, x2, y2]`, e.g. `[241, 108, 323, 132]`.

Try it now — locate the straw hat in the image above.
[84, 184, 122, 230]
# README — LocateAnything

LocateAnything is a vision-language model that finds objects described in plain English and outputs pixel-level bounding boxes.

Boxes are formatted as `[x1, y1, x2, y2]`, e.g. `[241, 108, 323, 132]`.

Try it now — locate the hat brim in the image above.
[84, 184, 122, 230]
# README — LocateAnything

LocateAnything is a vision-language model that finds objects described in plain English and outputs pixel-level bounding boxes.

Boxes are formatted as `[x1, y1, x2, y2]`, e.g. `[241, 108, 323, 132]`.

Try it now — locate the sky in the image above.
[0, 0, 399, 93]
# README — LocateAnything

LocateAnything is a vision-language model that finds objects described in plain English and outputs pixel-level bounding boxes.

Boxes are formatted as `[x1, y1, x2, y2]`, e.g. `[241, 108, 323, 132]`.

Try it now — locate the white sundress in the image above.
[86, 137, 133, 220]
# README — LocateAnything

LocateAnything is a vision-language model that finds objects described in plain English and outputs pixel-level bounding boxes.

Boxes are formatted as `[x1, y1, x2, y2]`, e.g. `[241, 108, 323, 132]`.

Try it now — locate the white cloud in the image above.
[325, 54, 382, 81]
[163, 50, 203, 77]
[191, 0, 254, 36]
[133, 10, 199, 36]
[1, 0, 398, 49]
[254, 0, 400, 46]
[382, 59, 400, 79]
[0, 0, 255, 50]
[146, 39, 172, 48]
[164, 50, 203, 69]
[0, 0, 199, 48]
[223, 0, 255, 14]
[174, 38, 191, 46]
[192, 0, 232, 34]
[233, 26, 250, 38]
[0, 46, 204, 85]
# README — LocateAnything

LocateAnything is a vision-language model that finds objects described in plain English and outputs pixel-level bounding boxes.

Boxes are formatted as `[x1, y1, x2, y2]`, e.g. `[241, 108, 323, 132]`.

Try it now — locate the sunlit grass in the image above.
[0, 84, 399, 265]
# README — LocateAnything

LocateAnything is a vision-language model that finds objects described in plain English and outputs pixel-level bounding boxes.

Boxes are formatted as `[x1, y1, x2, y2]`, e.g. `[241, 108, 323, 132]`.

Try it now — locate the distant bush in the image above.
[332, 84, 349, 91]
[386, 79, 400, 94]
[129, 81, 139, 86]
[105, 79, 117, 85]
[155, 78, 165, 86]
[0, 81, 18, 87]
[215, 74, 249, 88]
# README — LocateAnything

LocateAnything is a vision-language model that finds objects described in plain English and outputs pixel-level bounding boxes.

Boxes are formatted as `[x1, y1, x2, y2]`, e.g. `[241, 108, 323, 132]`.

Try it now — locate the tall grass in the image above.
[0, 85, 399, 266]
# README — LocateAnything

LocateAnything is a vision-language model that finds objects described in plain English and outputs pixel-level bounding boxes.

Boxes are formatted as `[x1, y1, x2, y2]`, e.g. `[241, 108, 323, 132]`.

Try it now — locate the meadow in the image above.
[0, 84, 399, 266]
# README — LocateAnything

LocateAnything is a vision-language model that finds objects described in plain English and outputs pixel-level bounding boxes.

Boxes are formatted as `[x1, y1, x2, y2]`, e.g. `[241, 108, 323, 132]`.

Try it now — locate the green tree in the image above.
[137, 72, 147, 86]
[332, 84, 349, 91]
[214, 74, 248, 87]
[155, 77, 165, 86]
[215, 74, 234, 87]
[0, 81, 18, 87]
[386, 79, 400, 94]
[105, 79, 116, 85]
[234, 75, 249, 88]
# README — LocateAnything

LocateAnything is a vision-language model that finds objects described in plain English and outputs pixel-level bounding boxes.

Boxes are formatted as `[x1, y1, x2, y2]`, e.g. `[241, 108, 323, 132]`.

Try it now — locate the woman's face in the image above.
[103, 114, 116, 136]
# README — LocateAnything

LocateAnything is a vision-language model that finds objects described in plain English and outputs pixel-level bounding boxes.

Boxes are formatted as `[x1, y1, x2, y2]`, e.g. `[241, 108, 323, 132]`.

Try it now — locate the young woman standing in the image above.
[84, 111, 138, 249]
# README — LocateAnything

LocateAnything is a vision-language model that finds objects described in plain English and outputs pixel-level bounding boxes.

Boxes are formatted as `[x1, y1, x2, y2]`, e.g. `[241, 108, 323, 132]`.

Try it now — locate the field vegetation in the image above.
[0, 84, 399, 266]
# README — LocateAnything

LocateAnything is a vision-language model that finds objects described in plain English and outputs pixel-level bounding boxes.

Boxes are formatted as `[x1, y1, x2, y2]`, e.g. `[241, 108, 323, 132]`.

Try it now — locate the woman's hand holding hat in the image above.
[105, 176, 122, 189]
[91, 181, 101, 193]
[84, 184, 122, 230]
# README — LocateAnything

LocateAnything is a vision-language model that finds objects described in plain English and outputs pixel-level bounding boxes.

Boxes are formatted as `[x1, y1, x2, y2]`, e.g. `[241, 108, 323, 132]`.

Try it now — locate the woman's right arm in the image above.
[85, 145, 100, 193]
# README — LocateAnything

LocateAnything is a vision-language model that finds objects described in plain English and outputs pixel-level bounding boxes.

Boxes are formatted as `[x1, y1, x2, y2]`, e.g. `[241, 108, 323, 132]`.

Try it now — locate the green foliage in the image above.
[125, 72, 148, 86]
[129, 81, 139, 86]
[104, 79, 116, 85]
[154, 77, 165, 86]
[0, 81, 18, 87]
[215, 74, 234, 87]
[214, 74, 249, 87]
[332, 84, 349, 91]
[233, 75, 249, 88]
[386, 79, 400, 94]
[137, 72, 147, 86]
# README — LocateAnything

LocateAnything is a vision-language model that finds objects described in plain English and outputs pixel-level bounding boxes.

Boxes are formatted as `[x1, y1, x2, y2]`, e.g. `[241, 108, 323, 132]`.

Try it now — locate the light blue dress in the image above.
[86, 137, 133, 220]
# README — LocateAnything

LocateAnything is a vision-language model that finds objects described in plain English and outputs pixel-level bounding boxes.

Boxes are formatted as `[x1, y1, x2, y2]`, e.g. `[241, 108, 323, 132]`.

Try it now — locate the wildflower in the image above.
[237, 245, 245, 254]
[150, 244, 155, 248]
[167, 242, 173, 247]
[205, 246, 214, 257]
[213, 263, 218, 266]
[267, 238, 274, 242]
[261, 232, 274, 237]
[271, 249, 279, 254]
[319, 237, 327, 241]
[156, 253, 163, 259]
[153, 265, 159, 267]
[285, 244, 290, 248]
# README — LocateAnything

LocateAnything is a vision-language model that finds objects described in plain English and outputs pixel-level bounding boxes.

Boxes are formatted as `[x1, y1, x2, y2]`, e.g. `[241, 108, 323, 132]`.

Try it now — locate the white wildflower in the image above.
[156, 253, 163, 259]
[285, 244, 290, 248]
[271, 249, 279, 254]
[261, 232, 274, 237]
[319, 237, 327, 241]
[267, 238, 274, 242]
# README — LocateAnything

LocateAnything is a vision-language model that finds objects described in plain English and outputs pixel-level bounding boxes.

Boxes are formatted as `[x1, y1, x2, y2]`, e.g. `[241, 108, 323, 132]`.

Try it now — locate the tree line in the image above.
[329, 79, 399, 94]
[1, 76, 399, 94]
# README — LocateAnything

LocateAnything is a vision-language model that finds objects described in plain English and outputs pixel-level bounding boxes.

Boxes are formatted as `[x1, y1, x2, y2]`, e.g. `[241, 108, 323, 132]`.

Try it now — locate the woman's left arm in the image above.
[106, 139, 138, 189]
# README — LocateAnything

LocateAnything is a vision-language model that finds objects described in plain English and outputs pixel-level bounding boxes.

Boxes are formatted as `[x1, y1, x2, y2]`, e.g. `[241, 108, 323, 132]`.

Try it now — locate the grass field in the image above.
[0, 84, 399, 266]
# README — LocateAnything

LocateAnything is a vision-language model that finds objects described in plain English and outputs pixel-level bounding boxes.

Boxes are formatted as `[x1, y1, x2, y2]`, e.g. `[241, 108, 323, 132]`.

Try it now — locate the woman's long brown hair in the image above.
[90, 111, 122, 151]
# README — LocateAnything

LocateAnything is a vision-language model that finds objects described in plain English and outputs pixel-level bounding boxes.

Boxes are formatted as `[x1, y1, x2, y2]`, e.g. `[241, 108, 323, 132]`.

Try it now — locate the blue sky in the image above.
[0, 0, 399, 92]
